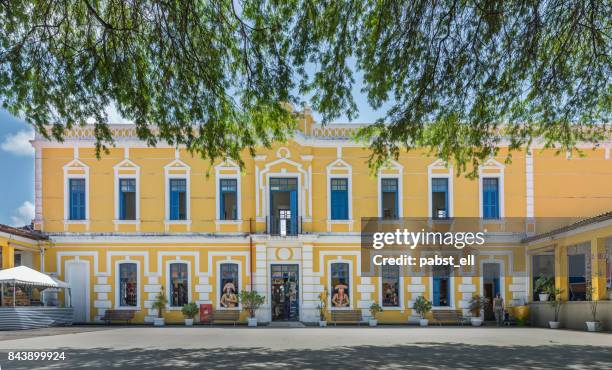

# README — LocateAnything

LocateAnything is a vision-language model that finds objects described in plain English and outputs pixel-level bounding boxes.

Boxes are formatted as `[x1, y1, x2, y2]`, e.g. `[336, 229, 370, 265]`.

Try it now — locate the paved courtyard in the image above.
[0, 326, 610, 369]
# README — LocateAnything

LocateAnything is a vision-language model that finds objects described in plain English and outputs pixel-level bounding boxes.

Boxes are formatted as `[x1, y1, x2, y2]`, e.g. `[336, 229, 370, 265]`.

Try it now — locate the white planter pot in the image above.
[185, 318, 194, 326]
[586, 321, 599, 332]
[319, 320, 327, 327]
[549, 321, 560, 329]
[369, 319, 378, 327]
[470, 317, 483, 327]
[539, 293, 550, 302]
[419, 319, 429, 327]
[247, 317, 258, 327]
[153, 318, 165, 327]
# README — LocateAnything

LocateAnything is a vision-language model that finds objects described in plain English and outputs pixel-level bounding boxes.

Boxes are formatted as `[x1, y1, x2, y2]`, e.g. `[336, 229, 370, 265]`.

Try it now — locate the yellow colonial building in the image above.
[2, 108, 612, 328]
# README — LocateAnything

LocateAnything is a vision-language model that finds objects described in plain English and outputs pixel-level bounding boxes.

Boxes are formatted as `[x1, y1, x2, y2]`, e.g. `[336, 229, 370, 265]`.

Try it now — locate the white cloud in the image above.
[10, 201, 35, 227]
[0, 130, 34, 156]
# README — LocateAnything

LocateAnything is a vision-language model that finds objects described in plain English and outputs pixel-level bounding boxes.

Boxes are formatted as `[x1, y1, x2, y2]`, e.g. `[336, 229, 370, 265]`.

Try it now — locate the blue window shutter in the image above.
[483, 178, 499, 219]
[433, 276, 441, 306]
[219, 186, 225, 220]
[494, 278, 500, 296]
[330, 178, 348, 220]
[170, 180, 178, 220]
[69, 179, 85, 220]
[290, 189, 298, 234]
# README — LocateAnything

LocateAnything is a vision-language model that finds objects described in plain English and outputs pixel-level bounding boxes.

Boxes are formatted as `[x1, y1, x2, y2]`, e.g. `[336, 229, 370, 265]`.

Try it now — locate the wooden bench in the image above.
[210, 310, 241, 325]
[101, 309, 136, 325]
[331, 310, 363, 326]
[431, 309, 468, 326]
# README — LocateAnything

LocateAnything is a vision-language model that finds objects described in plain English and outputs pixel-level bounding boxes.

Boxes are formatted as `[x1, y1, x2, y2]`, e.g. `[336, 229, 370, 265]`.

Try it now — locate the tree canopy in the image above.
[1, 1, 610, 174]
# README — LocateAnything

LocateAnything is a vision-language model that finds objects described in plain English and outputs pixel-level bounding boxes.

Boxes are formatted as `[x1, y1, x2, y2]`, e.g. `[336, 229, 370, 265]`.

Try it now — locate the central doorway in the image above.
[271, 264, 299, 321]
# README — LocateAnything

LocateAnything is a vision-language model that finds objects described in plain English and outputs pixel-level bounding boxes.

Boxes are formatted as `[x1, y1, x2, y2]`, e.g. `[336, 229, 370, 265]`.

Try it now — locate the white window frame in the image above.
[478, 160, 505, 219]
[215, 163, 241, 224]
[479, 259, 506, 313]
[115, 259, 141, 310]
[63, 161, 90, 225]
[326, 159, 353, 223]
[378, 175, 403, 219]
[164, 164, 191, 225]
[428, 266, 455, 309]
[378, 264, 404, 311]
[427, 160, 454, 218]
[328, 259, 353, 311]
[216, 259, 242, 310]
[166, 260, 192, 310]
[113, 159, 141, 226]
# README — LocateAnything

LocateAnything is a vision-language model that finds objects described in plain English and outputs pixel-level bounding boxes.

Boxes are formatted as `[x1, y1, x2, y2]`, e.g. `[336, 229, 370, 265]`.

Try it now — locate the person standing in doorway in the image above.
[493, 293, 504, 326]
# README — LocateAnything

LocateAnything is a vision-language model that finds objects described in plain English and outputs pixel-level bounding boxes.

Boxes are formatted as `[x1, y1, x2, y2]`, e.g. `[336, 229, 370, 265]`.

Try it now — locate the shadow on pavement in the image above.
[1, 343, 611, 369]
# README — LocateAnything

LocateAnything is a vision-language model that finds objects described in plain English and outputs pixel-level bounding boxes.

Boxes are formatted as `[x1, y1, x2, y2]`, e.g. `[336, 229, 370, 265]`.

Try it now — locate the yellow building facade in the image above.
[5, 110, 611, 324]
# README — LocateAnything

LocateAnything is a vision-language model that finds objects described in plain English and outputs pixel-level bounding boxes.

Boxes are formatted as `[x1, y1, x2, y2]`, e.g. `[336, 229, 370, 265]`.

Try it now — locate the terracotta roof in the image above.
[522, 211, 612, 243]
[0, 224, 48, 241]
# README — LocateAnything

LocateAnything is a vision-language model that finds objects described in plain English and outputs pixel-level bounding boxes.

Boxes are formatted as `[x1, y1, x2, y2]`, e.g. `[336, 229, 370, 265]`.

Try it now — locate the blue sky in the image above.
[0, 90, 389, 226]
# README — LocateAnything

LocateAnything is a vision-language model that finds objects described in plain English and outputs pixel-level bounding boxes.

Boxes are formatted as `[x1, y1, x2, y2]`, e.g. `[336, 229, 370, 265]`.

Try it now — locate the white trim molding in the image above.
[326, 157, 354, 231]
[427, 159, 454, 218]
[63, 158, 90, 230]
[113, 157, 141, 230]
[164, 156, 191, 231]
[377, 160, 404, 218]
[478, 158, 505, 219]
[114, 259, 142, 310]
[215, 159, 242, 231]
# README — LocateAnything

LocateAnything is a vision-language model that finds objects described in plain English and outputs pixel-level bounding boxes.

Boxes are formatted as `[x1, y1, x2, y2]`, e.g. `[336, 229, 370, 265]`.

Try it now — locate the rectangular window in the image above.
[382, 265, 400, 307]
[431, 178, 448, 219]
[169, 263, 188, 307]
[14, 253, 22, 267]
[169, 179, 187, 220]
[482, 178, 499, 219]
[433, 265, 451, 306]
[330, 178, 349, 220]
[69, 178, 86, 220]
[219, 263, 239, 308]
[331, 262, 350, 308]
[220, 179, 238, 220]
[119, 263, 138, 307]
[119, 178, 137, 220]
[381, 178, 398, 219]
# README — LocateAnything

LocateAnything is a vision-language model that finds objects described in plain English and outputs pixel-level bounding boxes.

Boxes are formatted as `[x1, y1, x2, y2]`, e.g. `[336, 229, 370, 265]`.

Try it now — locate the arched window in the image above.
[331, 263, 350, 308]
[169, 263, 188, 307]
[118, 262, 138, 307]
[381, 265, 400, 307]
[219, 263, 239, 308]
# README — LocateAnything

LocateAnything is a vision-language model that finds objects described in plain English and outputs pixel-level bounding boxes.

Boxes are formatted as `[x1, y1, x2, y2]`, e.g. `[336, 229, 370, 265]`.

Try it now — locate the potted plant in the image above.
[468, 295, 488, 326]
[239, 290, 265, 327]
[369, 302, 383, 327]
[534, 275, 554, 301]
[181, 302, 199, 326]
[151, 286, 168, 327]
[547, 288, 564, 329]
[413, 296, 432, 327]
[585, 285, 600, 332]
[318, 288, 328, 327]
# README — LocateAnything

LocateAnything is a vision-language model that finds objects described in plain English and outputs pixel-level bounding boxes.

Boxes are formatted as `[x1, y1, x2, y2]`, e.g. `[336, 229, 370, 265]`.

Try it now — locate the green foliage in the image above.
[238, 290, 265, 318]
[534, 275, 555, 294]
[181, 302, 199, 319]
[152, 286, 168, 319]
[413, 296, 432, 318]
[548, 288, 564, 322]
[585, 284, 599, 322]
[369, 302, 383, 318]
[0, 1, 609, 174]
[468, 295, 490, 317]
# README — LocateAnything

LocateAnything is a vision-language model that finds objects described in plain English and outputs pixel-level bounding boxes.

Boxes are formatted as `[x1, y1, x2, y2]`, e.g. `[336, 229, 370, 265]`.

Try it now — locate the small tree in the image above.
[239, 290, 265, 318]
[468, 295, 489, 317]
[586, 284, 599, 323]
[152, 286, 168, 319]
[181, 302, 199, 319]
[548, 288, 565, 322]
[317, 287, 328, 321]
[413, 296, 432, 319]
[369, 303, 383, 319]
